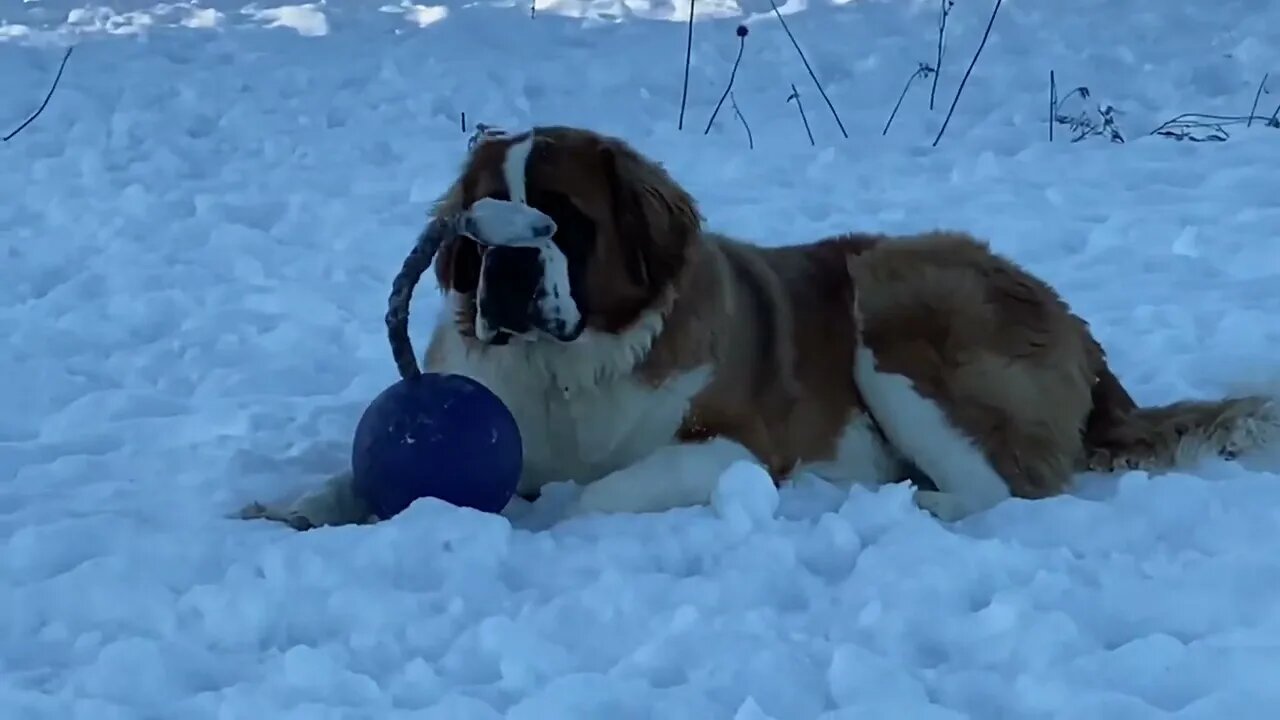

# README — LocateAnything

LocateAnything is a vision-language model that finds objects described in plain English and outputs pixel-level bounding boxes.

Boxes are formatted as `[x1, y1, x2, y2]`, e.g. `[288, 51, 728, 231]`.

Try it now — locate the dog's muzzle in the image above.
[466, 199, 585, 344]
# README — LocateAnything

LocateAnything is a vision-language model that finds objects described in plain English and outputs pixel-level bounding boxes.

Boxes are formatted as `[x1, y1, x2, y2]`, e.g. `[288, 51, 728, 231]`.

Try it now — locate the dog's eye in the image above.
[527, 190, 595, 260]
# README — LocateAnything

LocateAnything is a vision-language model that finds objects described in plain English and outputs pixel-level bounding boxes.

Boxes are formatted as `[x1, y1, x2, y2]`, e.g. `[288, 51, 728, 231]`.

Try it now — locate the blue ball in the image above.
[351, 372, 522, 519]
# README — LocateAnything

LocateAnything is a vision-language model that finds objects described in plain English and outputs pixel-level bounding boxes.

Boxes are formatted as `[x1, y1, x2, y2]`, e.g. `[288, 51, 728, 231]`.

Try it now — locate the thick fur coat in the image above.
[239, 125, 1280, 529]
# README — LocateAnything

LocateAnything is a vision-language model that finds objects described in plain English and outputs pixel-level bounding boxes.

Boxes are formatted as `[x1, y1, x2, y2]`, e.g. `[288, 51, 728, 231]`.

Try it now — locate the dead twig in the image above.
[4, 46, 74, 143]
[704, 25, 751, 135]
[1150, 112, 1277, 142]
[883, 63, 935, 135]
[677, 0, 696, 130]
[1247, 73, 1268, 128]
[930, 0, 954, 111]
[730, 91, 753, 149]
[933, 0, 1004, 147]
[787, 83, 815, 146]
[769, 0, 848, 139]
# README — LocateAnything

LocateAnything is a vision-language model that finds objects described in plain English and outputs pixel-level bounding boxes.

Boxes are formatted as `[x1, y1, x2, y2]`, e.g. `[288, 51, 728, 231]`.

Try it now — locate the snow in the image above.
[3, 0, 1280, 716]
[711, 460, 780, 530]
[464, 197, 557, 247]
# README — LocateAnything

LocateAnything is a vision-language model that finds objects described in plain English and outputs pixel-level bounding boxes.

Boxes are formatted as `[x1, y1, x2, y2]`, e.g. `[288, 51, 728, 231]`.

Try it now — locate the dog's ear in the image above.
[600, 139, 701, 292]
[423, 180, 480, 294]
[433, 236, 482, 294]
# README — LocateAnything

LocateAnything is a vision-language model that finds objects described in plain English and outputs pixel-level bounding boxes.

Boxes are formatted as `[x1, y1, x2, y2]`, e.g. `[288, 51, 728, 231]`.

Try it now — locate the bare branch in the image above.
[769, 0, 848, 139]
[3, 46, 74, 143]
[1247, 73, 1268, 129]
[933, 0, 1004, 147]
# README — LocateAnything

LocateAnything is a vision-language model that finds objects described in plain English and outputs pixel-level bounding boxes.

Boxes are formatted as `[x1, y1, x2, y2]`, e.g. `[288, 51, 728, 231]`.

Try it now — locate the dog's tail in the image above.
[1084, 363, 1280, 472]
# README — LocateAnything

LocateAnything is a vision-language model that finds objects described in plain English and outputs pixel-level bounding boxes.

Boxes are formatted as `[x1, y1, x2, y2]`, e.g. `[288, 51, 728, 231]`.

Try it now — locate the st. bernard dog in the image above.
[240, 124, 1280, 530]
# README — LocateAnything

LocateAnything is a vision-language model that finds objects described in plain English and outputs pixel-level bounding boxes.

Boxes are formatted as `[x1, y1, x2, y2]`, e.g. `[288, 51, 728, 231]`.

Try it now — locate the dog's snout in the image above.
[477, 246, 543, 338]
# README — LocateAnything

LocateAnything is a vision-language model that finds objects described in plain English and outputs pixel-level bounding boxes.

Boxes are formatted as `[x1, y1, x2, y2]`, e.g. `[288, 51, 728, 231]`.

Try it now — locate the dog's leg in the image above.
[236, 470, 378, 530]
[852, 344, 1014, 521]
[848, 279, 1012, 520]
[569, 437, 763, 516]
[846, 237, 1096, 520]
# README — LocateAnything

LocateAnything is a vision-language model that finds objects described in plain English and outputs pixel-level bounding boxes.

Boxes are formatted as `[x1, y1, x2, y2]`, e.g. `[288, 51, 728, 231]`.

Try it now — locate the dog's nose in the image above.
[477, 246, 543, 338]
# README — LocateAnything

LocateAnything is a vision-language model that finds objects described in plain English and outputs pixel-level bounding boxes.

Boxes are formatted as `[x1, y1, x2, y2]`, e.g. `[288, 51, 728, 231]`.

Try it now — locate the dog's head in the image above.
[430, 126, 701, 346]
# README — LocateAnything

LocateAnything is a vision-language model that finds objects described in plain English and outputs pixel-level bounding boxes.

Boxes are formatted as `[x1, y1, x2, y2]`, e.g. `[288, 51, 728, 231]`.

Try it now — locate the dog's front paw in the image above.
[912, 490, 974, 522]
[235, 501, 321, 531]
[569, 479, 639, 516]
[568, 438, 761, 517]
[235, 471, 378, 531]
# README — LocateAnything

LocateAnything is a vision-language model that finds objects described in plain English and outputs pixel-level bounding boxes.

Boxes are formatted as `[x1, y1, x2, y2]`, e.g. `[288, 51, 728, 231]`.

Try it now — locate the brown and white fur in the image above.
[239, 125, 1280, 529]
[848, 233, 1280, 519]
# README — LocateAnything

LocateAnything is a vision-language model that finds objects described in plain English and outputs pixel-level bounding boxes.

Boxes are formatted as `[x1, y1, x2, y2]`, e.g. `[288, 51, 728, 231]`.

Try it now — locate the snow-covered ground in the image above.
[4, 0, 1280, 716]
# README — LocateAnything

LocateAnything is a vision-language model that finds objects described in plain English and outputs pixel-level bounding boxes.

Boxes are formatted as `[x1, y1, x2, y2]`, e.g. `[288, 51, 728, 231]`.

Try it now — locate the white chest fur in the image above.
[426, 301, 711, 496]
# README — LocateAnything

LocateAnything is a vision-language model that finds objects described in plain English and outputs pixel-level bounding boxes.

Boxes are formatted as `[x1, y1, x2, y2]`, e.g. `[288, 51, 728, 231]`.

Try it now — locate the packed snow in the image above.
[4, 0, 1280, 717]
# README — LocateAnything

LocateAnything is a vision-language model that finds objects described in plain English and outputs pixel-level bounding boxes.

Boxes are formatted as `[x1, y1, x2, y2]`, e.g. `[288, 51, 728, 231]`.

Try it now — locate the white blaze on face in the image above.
[501, 132, 536, 205]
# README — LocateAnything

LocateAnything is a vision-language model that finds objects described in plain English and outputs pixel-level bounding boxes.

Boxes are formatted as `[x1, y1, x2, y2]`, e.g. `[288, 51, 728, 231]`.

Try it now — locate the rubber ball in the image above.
[351, 372, 522, 519]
